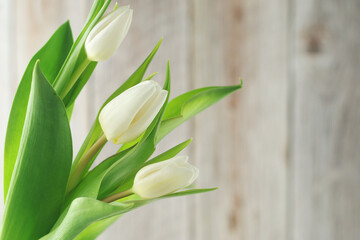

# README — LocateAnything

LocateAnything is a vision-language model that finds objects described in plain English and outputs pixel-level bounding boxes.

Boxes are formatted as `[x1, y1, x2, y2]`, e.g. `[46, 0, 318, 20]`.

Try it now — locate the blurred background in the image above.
[0, 0, 359, 239]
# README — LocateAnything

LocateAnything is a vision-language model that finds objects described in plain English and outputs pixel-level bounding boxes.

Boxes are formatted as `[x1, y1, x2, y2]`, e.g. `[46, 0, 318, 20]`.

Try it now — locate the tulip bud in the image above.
[132, 156, 199, 199]
[99, 80, 167, 144]
[85, 5, 133, 61]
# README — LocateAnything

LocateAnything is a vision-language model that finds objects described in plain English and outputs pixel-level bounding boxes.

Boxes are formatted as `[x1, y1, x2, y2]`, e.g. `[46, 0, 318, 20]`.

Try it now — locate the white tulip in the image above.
[132, 156, 199, 199]
[99, 80, 167, 144]
[85, 5, 133, 61]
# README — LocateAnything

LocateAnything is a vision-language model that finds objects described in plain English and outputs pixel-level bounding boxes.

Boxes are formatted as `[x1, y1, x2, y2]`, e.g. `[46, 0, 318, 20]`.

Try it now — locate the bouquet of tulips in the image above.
[0, 1, 241, 239]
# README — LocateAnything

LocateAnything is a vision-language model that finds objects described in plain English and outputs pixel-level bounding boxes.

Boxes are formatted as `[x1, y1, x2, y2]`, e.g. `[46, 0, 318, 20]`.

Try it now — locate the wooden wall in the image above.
[0, 0, 359, 239]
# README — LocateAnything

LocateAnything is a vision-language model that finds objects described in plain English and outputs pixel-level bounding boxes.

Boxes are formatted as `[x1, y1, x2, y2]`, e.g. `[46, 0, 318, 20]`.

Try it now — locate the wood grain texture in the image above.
[289, 0, 360, 239]
[190, 0, 288, 239]
[1, 0, 360, 239]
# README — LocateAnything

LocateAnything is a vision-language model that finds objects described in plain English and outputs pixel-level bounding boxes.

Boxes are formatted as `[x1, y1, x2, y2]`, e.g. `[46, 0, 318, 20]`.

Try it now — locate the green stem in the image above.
[59, 58, 91, 99]
[66, 134, 107, 194]
[102, 189, 133, 203]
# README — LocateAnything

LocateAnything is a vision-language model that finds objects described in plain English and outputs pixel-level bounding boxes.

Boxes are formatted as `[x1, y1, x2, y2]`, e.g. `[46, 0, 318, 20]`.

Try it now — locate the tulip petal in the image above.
[116, 87, 168, 144]
[99, 81, 157, 143]
[85, 6, 133, 61]
[132, 156, 199, 199]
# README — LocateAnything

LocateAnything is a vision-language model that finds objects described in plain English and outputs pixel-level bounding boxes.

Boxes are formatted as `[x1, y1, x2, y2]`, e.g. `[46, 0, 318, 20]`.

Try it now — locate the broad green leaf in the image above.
[97, 62, 171, 199]
[69, 39, 163, 181]
[0, 62, 72, 240]
[3, 21, 73, 200]
[157, 81, 242, 142]
[40, 198, 133, 240]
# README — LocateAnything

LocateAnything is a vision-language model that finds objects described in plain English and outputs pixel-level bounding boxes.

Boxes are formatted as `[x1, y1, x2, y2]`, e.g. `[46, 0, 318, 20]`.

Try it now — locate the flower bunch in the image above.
[0, 1, 241, 239]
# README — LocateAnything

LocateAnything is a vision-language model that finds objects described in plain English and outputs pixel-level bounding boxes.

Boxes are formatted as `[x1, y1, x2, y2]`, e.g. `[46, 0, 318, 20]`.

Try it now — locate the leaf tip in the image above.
[153, 38, 163, 53]
[238, 78, 243, 88]
[144, 72, 158, 81]
[32, 59, 42, 81]
[164, 61, 171, 92]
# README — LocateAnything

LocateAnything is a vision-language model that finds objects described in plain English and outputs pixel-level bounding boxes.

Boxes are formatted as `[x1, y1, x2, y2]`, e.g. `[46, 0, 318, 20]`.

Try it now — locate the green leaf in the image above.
[97, 133, 157, 199]
[73, 188, 215, 239]
[3, 21, 73, 200]
[40, 198, 133, 240]
[103, 39, 164, 108]
[0, 62, 72, 240]
[163, 187, 217, 198]
[119, 81, 242, 150]
[157, 81, 242, 142]
[64, 149, 132, 208]
[145, 138, 192, 166]
[66, 102, 75, 120]
[69, 39, 163, 181]
[75, 215, 119, 240]
[123, 188, 217, 210]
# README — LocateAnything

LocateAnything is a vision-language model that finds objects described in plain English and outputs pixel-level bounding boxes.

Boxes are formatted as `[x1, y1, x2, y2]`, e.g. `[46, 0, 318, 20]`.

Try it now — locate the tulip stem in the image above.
[102, 189, 133, 203]
[59, 58, 91, 99]
[66, 134, 107, 194]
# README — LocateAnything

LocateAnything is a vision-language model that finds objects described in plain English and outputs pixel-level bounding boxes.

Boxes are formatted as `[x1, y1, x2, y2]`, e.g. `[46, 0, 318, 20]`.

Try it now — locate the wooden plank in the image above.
[190, 0, 288, 239]
[290, 0, 360, 239]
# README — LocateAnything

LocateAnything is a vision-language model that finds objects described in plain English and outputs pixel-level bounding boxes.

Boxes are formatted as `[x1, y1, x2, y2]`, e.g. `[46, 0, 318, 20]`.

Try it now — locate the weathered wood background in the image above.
[0, 0, 359, 239]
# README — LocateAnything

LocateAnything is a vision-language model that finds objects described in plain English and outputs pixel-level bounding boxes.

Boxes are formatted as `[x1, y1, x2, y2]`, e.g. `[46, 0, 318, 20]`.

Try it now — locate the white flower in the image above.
[99, 80, 167, 144]
[132, 156, 199, 199]
[85, 5, 133, 61]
